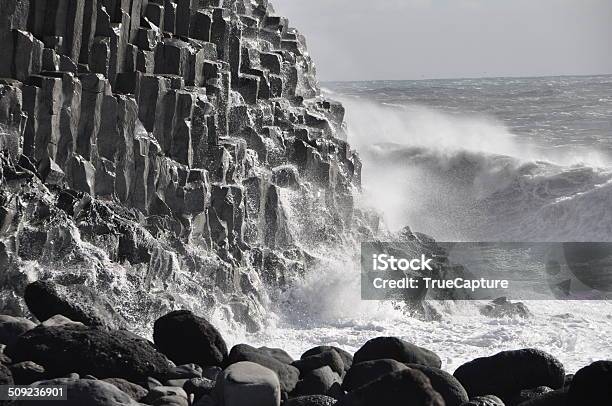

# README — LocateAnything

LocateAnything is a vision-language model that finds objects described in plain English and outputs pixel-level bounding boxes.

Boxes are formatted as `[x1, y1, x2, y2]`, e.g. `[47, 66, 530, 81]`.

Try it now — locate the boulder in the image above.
[10, 361, 45, 384]
[0, 362, 13, 385]
[408, 364, 469, 406]
[283, 395, 337, 406]
[507, 386, 552, 405]
[258, 347, 294, 365]
[30, 378, 139, 405]
[516, 388, 568, 406]
[153, 310, 228, 367]
[342, 359, 408, 392]
[453, 349, 565, 401]
[293, 349, 344, 377]
[143, 385, 189, 406]
[335, 368, 445, 406]
[353, 337, 441, 368]
[226, 344, 299, 393]
[568, 360, 612, 406]
[302, 346, 353, 375]
[216, 361, 281, 406]
[292, 366, 341, 398]
[0, 315, 36, 346]
[184, 377, 215, 400]
[462, 395, 506, 406]
[6, 324, 172, 383]
[102, 378, 148, 402]
[24, 280, 125, 329]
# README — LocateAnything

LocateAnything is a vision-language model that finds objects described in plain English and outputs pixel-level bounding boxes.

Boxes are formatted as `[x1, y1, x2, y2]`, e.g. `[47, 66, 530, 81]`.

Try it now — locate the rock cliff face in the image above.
[0, 0, 368, 333]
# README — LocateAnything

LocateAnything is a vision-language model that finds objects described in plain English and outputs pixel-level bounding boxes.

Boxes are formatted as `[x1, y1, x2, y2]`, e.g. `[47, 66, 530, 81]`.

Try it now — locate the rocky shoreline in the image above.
[0, 283, 609, 406]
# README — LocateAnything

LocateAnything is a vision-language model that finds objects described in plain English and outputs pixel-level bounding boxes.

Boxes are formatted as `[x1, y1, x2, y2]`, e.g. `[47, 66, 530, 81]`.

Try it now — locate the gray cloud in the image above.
[271, 0, 612, 81]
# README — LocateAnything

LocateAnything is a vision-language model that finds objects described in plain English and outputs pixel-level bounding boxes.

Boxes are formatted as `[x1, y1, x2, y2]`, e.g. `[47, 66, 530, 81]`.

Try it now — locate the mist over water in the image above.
[239, 77, 612, 373]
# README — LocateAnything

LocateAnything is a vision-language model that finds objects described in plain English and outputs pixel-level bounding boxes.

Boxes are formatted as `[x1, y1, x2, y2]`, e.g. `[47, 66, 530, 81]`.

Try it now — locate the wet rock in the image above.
[292, 366, 341, 398]
[216, 361, 281, 406]
[516, 388, 567, 406]
[568, 360, 612, 405]
[258, 347, 294, 365]
[102, 378, 148, 402]
[0, 315, 36, 346]
[24, 280, 126, 329]
[283, 395, 337, 406]
[30, 378, 140, 406]
[143, 385, 189, 406]
[353, 336, 442, 368]
[408, 364, 469, 406]
[153, 310, 228, 367]
[342, 359, 408, 392]
[9, 361, 45, 384]
[293, 349, 344, 377]
[6, 324, 172, 383]
[226, 344, 299, 393]
[453, 349, 565, 402]
[301, 346, 353, 376]
[462, 395, 506, 406]
[481, 298, 531, 319]
[336, 368, 445, 406]
[507, 386, 553, 405]
[184, 377, 215, 400]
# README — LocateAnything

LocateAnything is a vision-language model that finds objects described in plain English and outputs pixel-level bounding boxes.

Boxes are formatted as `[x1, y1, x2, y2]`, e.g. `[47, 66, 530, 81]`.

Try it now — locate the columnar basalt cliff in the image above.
[0, 0, 366, 332]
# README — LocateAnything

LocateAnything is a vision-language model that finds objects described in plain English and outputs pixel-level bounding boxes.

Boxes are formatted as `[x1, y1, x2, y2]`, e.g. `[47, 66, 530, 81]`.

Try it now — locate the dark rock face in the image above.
[9, 361, 45, 384]
[226, 344, 300, 394]
[153, 310, 228, 367]
[6, 324, 172, 383]
[453, 349, 565, 402]
[408, 364, 469, 406]
[102, 378, 149, 402]
[0, 0, 362, 335]
[0, 315, 36, 346]
[567, 360, 612, 406]
[335, 368, 445, 406]
[24, 280, 126, 329]
[353, 337, 442, 368]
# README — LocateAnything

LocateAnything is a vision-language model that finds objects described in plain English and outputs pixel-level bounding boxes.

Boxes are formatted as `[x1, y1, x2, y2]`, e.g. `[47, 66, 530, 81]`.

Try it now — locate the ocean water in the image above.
[232, 75, 612, 374]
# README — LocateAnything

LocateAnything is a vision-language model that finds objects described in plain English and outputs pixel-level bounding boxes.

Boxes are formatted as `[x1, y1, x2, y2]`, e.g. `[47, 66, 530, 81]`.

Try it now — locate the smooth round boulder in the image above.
[215, 361, 281, 406]
[408, 364, 469, 406]
[335, 368, 445, 406]
[293, 349, 344, 376]
[154, 310, 228, 367]
[353, 337, 441, 368]
[102, 378, 148, 402]
[6, 324, 172, 383]
[292, 366, 341, 398]
[302, 346, 353, 375]
[226, 344, 299, 393]
[0, 315, 36, 346]
[342, 359, 408, 392]
[568, 360, 612, 405]
[31, 378, 139, 405]
[461, 395, 505, 405]
[284, 395, 337, 406]
[453, 349, 565, 400]
[143, 385, 189, 406]
[258, 347, 294, 364]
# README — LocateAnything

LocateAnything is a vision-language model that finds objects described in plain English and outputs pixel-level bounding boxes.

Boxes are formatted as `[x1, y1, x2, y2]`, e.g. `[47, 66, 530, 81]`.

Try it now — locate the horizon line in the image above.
[321, 72, 612, 84]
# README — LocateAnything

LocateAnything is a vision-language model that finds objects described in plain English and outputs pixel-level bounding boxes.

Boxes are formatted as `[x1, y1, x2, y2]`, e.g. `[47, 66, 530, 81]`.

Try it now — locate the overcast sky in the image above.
[271, 0, 612, 82]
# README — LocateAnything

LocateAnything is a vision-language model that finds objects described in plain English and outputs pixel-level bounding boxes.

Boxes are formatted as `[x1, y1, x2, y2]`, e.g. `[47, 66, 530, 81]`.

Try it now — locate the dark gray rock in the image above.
[408, 364, 469, 406]
[353, 337, 442, 368]
[24, 280, 126, 329]
[283, 395, 336, 406]
[9, 361, 45, 384]
[153, 310, 228, 367]
[462, 395, 505, 406]
[336, 368, 445, 406]
[6, 324, 172, 383]
[292, 366, 341, 398]
[453, 349, 565, 401]
[0, 315, 36, 346]
[516, 388, 567, 406]
[226, 344, 300, 394]
[507, 386, 552, 406]
[102, 377, 148, 402]
[342, 359, 408, 392]
[568, 360, 612, 406]
[30, 378, 140, 406]
[301, 346, 353, 376]
[292, 349, 344, 377]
